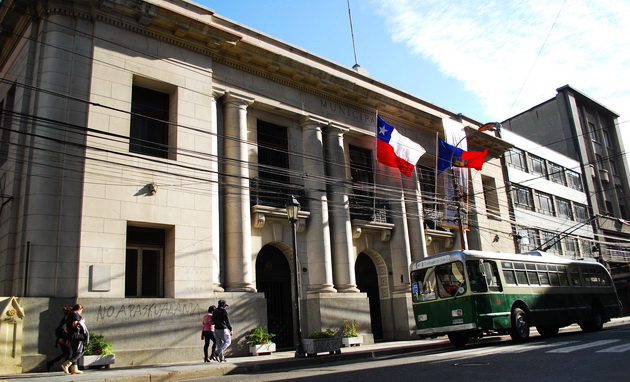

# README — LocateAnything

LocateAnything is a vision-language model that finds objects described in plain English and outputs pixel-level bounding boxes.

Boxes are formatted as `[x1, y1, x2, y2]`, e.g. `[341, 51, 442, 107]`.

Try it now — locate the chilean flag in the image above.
[377, 116, 426, 177]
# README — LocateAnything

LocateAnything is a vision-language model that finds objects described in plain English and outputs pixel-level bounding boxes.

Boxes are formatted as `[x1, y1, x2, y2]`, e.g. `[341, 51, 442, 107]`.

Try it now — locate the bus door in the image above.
[433, 262, 470, 327]
[466, 260, 505, 328]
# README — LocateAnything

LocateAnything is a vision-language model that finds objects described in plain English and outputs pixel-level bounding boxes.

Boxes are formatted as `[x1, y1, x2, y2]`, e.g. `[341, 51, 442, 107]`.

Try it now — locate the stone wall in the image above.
[18, 294, 266, 372]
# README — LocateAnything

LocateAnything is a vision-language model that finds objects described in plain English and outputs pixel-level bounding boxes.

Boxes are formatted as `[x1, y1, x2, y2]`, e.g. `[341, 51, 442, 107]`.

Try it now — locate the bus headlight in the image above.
[451, 309, 463, 317]
[418, 314, 428, 322]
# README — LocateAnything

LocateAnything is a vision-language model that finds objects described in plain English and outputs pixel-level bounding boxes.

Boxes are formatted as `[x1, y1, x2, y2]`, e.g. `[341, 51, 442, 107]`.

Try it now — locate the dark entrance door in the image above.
[355, 253, 383, 340]
[256, 245, 294, 349]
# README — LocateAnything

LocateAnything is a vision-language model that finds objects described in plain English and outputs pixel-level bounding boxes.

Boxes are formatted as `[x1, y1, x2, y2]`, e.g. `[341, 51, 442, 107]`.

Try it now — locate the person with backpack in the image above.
[212, 300, 233, 362]
[66, 304, 89, 375]
[47, 307, 72, 373]
[201, 305, 217, 362]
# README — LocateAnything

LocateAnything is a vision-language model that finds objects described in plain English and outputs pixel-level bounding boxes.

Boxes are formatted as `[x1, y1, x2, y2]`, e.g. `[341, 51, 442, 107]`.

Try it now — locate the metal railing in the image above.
[348, 194, 389, 223]
[603, 248, 630, 263]
[250, 177, 308, 210]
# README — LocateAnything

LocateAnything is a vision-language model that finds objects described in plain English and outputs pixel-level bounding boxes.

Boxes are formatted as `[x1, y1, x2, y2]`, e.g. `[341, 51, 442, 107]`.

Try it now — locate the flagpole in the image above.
[434, 132, 438, 212]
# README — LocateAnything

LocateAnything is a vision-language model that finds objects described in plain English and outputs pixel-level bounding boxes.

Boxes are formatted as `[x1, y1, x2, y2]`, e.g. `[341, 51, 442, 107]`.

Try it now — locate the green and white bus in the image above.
[410, 250, 622, 346]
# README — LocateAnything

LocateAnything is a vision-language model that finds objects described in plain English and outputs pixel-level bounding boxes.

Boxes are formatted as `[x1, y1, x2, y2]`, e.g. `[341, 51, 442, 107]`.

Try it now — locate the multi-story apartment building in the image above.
[503, 85, 630, 315]
[0, 0, 512, 370]
[501, 129, 595, 260]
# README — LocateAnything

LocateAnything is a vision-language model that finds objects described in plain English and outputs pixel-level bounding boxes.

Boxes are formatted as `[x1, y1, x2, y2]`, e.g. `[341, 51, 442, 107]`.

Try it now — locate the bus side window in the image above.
[502, 262, 516, 285]
[483, 261, 503, 292]
[568, 265, 581, 286]
[557, 266, 569, 286]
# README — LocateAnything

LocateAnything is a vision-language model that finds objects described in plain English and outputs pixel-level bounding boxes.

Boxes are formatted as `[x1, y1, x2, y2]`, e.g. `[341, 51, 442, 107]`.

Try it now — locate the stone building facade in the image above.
[0, 0, 512, 370]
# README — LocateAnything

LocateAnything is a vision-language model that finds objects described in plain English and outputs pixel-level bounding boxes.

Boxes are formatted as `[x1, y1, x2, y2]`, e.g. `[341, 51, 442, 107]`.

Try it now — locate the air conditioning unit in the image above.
[600, 169, 610, 182]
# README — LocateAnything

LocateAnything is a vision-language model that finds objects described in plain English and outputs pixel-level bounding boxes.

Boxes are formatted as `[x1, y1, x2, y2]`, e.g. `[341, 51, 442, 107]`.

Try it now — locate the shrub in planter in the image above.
[79, 334, 115, 369]
[245, 326, 276, 355]
[303, 329, 341, 356]
[341, 319, 363, 347]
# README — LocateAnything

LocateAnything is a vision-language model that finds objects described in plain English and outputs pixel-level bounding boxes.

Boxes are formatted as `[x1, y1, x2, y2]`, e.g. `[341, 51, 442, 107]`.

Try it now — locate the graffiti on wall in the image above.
[95, 302, 203, 321]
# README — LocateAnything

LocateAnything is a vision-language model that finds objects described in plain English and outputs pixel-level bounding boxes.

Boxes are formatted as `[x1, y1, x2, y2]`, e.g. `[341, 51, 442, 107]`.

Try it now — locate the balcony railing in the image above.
[349, 194, 389, 223]
[603, 248, 630, 263]
[250, 177, 308, 210]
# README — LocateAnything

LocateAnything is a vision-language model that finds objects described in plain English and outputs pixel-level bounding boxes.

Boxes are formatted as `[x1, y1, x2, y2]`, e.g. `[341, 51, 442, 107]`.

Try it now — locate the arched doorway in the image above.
[255, 245, 294, 349]
[355, 252, 384, 340]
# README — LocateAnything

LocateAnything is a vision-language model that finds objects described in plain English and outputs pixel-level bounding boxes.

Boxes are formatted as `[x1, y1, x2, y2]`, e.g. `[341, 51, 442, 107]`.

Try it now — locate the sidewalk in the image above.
[4, 317, 629, 382]
[0, 339, 447, 382]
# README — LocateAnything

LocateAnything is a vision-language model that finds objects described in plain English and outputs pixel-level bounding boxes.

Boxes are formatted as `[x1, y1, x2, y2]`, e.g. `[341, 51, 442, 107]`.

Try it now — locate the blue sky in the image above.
[197, 0, 629, 149]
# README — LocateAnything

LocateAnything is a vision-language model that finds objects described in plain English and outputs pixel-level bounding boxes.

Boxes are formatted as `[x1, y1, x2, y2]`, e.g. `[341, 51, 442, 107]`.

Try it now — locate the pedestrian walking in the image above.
[66, 304, 89, 375]
[47, 306, 72, 373]
[212, 300, 233, 362]
[202, 305, 217, 362]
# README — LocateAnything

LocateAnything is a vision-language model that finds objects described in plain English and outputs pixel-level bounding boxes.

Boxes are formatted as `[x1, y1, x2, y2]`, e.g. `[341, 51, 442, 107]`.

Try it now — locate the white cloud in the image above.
[373, 0, 630, 129]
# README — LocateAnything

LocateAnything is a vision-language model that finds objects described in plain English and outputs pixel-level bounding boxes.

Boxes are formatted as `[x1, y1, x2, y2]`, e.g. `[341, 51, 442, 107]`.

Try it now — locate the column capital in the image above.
[299, 115, 329, 130]
[324, 122, 349, 135]
[222, 91, 255, 107]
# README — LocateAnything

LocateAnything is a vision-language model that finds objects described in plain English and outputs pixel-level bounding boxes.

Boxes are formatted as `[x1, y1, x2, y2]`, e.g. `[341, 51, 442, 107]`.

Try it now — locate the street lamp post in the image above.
[285, 195, 305, 358]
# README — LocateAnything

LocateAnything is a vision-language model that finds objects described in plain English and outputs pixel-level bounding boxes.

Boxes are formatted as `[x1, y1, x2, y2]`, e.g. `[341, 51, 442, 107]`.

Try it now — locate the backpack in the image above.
[54, 319, 68, 341]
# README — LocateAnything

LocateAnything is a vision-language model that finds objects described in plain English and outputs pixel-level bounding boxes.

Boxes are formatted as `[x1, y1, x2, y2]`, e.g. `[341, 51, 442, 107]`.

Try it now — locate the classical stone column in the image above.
[381, 175, 413, 293]
[300, 116, 336, 294]
[222, 92, 256, 292]
[209, 94, 224, 292]
[403, 174, 427, 262]
[324, 124, 359, 293]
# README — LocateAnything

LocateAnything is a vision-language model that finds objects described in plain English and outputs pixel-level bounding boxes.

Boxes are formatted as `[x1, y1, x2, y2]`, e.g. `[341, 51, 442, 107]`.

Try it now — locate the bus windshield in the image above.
[412, 261, 466, 302]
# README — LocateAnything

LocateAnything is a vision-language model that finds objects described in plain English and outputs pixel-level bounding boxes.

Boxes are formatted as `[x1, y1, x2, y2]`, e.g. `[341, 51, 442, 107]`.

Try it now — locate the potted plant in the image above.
[341, 319, 363, 347]
[78, 333, 115, 369]
[245, 326, 276, 355]
[302, 328, 342, 356]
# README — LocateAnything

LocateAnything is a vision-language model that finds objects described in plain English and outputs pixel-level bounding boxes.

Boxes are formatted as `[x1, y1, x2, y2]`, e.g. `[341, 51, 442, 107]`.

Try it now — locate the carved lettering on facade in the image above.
[320, 100, 374, 124]
[95, 302, 203, 321]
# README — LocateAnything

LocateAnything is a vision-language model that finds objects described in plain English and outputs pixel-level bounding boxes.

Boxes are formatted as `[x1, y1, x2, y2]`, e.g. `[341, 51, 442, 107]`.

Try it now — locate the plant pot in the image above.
[249, 343, 276, 355]
[342, 336, 363, 347]
[302, 338, 342, 356]
[78, 354, 115, 369]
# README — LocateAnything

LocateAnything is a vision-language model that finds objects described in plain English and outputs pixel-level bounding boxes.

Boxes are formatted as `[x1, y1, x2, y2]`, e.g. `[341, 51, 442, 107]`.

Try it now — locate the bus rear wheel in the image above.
[579, 305, 604, 332]
[536, 325, 559, 337]
[448, 333, 469, 347]
[510, 307, 530, 342]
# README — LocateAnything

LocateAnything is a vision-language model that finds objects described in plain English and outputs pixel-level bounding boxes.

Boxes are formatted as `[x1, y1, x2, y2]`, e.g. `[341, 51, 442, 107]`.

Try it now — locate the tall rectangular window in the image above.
[542, 231, 562, 255]
[566, 170, 583, 191]
[507, 148, 527, 171]
[518, 228, 540, 252]
[126, 226, 165, 297]
[482, 176, 500, 219]
[574, 204, 589, 223]
[257, 120, 289, 183]
[349, 145, 374, 196]
[549, 162, 566, 186]
[529, 155, 547, 178]
[130, 85, 170, 158]
[556, 198, 573, 220]
[512, 185, 534, 210]
[588, 121, 599, 142]
[536, 192, 554, 216]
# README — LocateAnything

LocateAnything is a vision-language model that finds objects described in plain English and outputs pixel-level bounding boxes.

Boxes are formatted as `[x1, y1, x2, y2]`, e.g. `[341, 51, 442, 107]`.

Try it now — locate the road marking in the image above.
[510, 341, 579, 353]
[596, 343, 630, 353]
[547, 339, 620, 353]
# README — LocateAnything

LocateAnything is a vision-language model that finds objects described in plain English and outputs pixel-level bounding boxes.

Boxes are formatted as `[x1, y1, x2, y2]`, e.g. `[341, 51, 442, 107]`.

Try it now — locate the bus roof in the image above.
[410, 250, 602, 271]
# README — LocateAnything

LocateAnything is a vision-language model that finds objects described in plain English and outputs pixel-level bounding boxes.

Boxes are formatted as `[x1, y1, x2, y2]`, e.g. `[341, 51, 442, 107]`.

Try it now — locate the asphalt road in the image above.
[183, 322, 630, 382]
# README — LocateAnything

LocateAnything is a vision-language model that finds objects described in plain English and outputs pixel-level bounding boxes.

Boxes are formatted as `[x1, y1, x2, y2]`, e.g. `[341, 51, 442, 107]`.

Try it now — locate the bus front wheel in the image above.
[510, 307, 530, 342]
[448, 333, 469, 347]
